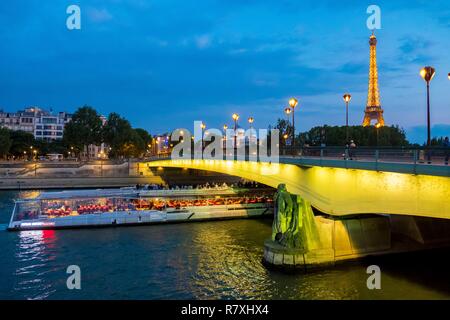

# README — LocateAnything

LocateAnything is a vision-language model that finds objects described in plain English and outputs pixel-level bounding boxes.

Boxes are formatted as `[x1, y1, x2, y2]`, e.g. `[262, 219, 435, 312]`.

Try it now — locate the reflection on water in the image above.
[1, 190, 450, 300]
[14, 230, 59, 300]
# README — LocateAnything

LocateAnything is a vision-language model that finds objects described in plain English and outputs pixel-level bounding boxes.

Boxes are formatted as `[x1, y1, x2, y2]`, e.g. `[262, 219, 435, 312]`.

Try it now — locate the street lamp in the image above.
[200, 122, 206, 152]
[284, 107, 291, 118]
[343, 93, 352, 144]
[248, 117, 254, 129]
[375, 122, 381, 147]
[232, 113, 239, 149]
[288, 98, 298, 150]
[448, 72, 450, 80]
[223, 124, 228, 143]
[420, 66, 436, 163]
[99, 150, 105, 176]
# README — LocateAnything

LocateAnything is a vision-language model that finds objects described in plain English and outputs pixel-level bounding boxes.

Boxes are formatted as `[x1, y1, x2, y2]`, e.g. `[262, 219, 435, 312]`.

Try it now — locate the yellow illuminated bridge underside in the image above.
[146, 160, 450, 220]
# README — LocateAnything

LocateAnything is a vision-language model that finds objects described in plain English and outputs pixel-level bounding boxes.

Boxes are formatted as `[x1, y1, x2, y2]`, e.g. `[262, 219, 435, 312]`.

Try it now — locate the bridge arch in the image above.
[145, 159, 450, 220]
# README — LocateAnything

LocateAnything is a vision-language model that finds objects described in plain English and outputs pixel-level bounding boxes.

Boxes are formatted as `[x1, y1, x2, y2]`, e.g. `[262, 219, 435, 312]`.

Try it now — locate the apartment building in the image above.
[0, 107, 72, 141]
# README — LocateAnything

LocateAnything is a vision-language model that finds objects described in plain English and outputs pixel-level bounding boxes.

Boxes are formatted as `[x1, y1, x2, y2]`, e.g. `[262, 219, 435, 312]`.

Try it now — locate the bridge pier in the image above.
[264, 214, 450, 271]
[263, 214, 391, 270]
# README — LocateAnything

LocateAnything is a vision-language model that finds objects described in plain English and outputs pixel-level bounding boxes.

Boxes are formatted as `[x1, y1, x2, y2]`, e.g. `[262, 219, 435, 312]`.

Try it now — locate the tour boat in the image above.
[7, 188, 274, 231]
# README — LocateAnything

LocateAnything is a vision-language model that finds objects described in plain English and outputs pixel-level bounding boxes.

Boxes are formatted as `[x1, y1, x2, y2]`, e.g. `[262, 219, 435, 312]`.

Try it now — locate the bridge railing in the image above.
[280, 146, 449, 165]
[144, 146, 449, 166]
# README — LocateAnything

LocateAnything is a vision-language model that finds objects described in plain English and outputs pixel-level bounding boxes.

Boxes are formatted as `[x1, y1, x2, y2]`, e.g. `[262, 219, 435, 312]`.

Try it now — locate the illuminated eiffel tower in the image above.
[362, 32, 385, 127]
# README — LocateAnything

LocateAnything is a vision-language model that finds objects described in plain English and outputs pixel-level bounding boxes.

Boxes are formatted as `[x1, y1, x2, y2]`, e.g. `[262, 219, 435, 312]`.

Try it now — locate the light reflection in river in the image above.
[13, 230, 59, 299]
[1, 190, 450, 300]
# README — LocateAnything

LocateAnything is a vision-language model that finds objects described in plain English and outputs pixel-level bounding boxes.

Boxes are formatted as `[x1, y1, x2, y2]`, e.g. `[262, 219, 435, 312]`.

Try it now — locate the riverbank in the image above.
[0, 175, 245, 190]
[0, 166, 244, 190]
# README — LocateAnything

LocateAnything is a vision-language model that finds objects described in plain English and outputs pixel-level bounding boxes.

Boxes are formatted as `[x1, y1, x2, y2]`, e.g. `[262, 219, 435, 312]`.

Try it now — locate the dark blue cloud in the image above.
[0, 0, 449, 138]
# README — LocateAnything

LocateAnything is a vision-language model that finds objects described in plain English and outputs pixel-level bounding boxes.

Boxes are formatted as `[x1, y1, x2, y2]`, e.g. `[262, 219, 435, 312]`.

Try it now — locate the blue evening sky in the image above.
[0, 0, 449, 143]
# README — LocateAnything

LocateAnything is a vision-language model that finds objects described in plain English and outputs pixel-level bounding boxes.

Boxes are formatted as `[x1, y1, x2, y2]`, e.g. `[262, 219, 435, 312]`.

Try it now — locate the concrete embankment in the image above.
[0, 176, 164, 190]
[0, 163, 242, 190]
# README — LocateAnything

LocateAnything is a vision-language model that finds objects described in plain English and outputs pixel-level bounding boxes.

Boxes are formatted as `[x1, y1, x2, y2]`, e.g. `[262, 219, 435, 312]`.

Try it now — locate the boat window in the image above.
[13, 201, 40, 222]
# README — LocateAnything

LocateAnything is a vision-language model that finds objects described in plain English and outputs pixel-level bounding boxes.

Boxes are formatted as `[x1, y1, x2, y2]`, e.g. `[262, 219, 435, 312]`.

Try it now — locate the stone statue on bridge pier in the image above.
[270, 183, 320, 252]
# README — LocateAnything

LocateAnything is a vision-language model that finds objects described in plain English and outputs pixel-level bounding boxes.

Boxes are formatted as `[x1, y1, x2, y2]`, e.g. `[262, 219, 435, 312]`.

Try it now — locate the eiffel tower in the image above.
[362, 32, 385, 127]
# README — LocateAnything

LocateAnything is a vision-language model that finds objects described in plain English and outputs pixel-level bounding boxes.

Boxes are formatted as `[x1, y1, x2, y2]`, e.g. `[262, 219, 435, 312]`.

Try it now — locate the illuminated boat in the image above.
[7, 188, 273, 231]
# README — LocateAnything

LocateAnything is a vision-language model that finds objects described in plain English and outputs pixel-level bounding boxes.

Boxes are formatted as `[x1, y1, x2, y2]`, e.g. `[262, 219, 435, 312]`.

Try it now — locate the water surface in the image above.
[1, 190, 449, 300]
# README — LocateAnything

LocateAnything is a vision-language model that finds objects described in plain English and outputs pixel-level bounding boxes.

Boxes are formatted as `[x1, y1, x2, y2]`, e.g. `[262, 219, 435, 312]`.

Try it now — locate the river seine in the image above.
[1, 190, 449, 300]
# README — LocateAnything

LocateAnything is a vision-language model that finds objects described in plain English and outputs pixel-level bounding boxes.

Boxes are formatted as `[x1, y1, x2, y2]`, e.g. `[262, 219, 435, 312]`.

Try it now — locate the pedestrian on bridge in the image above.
[349, 140, 356, 160]
[444, 136, 449, 165]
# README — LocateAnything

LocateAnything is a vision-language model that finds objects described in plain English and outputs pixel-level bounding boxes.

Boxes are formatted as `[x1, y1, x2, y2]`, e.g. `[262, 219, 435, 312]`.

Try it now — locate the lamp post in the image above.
[284, 107, 292, 153]
[343, 93, 352, 144]
[448, 72, 450, 80]
[288, 98, 298, 152]
[33, 150, 38, 176]
[100, 151, 105, 176]
[232, 113, 239, 150]
[420, 66, 436, 163]
[222, 125, 228, 152]
[375, 122, 381, 147]
[223, 124, 228, 140]
[201, 122, 206, 154]
[248, 117, 254, 129]
[284, 107, 291, 120]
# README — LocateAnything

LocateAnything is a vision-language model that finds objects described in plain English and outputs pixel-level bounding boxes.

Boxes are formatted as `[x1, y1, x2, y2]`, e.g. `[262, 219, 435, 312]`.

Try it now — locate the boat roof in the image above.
[15, 187, 246, 202]
[19, 188, 139, 201]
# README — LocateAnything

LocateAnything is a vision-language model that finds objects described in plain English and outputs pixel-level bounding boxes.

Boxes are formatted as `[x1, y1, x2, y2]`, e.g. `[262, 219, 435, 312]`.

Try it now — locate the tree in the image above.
[124, 130, 146, 158]
[296, 125, 409, 147]
[0, 127, 12, 158]
[34, 139, 68, 156]
[63, 106, 103, 158]
[274, 118, 293, 147]
[134, 128, 152, 147]
[9, 130, 35, 157]
[430, 137, 444, 146]
[102, 113, 145, 158]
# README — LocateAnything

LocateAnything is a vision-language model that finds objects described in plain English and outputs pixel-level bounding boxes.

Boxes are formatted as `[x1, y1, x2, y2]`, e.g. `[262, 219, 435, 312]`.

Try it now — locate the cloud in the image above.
[194, 35, 212, 49]
[86, 7, 113, 23]
[250, 73, 279, 87]
[228, 48, 248, 55]
[437, 12, 450, 28]
[146, 36, 169, 47]
[0, 0, 448, 135]
[337, 63, 367, 75]
[397, 36, 434, 63]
